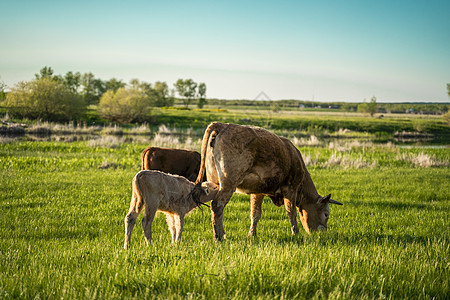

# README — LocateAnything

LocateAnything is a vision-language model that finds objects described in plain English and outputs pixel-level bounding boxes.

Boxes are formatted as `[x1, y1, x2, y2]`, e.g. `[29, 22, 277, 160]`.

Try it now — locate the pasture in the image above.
[0, 125, 449, 298]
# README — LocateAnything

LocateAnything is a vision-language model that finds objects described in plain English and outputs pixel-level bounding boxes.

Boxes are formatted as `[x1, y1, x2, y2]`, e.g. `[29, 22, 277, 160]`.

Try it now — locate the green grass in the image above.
[0, 141, 449, 299]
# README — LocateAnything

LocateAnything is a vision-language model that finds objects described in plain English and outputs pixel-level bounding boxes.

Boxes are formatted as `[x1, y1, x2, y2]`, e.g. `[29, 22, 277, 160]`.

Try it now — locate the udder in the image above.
[237, 170, 279, 195]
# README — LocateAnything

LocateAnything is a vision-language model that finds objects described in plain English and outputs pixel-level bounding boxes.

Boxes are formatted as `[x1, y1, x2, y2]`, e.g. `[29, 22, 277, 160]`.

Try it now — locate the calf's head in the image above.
[198, 181, 219, 203]
[298, 194, 342, 233]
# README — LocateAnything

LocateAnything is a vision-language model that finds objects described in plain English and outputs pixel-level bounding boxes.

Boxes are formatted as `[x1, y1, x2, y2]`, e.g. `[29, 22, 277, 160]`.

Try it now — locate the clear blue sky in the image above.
[1, 0, 449, 102]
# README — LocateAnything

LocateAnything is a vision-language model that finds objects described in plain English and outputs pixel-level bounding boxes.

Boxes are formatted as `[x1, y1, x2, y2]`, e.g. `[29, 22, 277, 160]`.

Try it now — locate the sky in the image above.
[1, 0, 449, 102]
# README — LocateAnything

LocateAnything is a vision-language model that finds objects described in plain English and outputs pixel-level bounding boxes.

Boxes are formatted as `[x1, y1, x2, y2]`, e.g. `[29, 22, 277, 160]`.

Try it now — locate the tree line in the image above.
[1, 68, 448, 123]
[1, 67, 208, 123]
[207, 98, 449, 115]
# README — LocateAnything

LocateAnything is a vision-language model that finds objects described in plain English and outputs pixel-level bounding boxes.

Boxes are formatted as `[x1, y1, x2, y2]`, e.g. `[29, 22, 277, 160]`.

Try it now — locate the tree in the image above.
[4, 77, 86, 121]
[98, 85, 152, 123]
[357, 100, 369, 115]
[174, 79, 198, 108]
[341, 103, 355, 112]
[197, 82, 207, 108]
[368, 96, 377, 117]
[63, 71, 81, 93]
[357, 96, 377, 117]
[81, 72, 106, 105]
[35, 66, 55, 80]
[105, 78, 126, 92]
[153, 81, 173, 107]
[447, 83, 450, 97]
[0, 78, 6, 102]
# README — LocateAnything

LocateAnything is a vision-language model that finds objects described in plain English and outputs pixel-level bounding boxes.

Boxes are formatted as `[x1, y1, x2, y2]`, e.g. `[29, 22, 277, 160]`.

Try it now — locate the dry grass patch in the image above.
[397, 152, 448, 168]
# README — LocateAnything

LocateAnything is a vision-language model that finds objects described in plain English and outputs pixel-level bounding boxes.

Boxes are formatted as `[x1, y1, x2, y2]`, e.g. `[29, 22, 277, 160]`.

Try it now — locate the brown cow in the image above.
[141, 147, 202, 182]
[195, 122, 342, 241]
[124, 170, 218, 248]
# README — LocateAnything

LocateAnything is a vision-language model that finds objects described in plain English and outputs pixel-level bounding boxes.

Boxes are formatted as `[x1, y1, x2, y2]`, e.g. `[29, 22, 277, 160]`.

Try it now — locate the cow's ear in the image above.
[329, 199, 343, 205]
[317, 194, 331, 204]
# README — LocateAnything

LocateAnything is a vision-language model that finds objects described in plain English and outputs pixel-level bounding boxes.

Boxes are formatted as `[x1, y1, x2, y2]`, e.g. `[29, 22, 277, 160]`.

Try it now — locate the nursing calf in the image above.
[124, 170, 218, 248]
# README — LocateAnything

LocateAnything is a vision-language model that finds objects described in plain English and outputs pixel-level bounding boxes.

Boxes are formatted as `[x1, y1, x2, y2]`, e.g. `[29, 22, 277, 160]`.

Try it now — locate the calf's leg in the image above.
[124, 210, 139, 249]
[142, 205, 158, 245]
[173, 214, 184, 243]
[165, 214, 176, 242]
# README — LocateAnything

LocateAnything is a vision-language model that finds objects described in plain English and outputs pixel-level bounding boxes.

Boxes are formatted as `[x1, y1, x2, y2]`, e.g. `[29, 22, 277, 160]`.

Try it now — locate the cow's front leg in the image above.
[248, 194, 264, 236]
[284, 197, 299, 235]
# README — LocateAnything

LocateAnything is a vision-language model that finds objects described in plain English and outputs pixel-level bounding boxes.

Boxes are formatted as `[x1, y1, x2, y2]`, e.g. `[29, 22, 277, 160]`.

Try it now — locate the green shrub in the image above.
[99, 87, 152, 123]
[4, 77, 86, 121]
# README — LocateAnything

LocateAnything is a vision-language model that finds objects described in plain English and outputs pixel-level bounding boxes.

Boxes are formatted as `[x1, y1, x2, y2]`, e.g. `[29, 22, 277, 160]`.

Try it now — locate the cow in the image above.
[124, 170, 218, 248]
[141, 147, 202, 182]
[195, 122, 342, 241]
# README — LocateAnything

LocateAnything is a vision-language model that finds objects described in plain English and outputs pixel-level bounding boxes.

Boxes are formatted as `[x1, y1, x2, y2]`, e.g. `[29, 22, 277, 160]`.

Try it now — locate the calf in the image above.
[124, 170, 218, 248]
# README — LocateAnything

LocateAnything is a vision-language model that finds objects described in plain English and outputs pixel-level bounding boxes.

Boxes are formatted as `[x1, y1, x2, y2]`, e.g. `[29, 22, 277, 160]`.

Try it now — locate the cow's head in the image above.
[298, 194, 342, 233]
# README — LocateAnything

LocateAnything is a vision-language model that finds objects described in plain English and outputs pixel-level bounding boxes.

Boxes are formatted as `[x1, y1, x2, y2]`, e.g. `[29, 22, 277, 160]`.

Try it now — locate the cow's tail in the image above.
[132, 172, 146, 213]
[195, 122, 225, 185]
[141, 147, 151, 170]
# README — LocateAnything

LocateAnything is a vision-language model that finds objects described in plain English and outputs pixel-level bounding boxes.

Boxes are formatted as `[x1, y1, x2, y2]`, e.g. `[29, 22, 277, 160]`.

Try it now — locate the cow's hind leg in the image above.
[248, 194, 264, 236]
[124, 209, 139, 249]
[142, 205, 158, 245]
[210, 187, 235, 241]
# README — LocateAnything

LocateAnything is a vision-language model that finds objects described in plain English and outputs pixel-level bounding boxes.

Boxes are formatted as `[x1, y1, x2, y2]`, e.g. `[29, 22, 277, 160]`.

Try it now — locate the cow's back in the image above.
[209, 123, 304, 195]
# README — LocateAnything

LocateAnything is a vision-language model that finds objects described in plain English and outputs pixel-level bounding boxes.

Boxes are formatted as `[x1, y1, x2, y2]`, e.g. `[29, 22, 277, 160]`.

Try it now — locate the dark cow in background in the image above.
[141, 147, 202, 182]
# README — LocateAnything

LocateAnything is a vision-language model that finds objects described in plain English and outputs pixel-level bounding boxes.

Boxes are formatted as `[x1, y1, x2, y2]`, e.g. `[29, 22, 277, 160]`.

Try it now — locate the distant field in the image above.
[0, 139, 448, 299]
[152, 107, 449, 144]
[2, 101, 448, 144]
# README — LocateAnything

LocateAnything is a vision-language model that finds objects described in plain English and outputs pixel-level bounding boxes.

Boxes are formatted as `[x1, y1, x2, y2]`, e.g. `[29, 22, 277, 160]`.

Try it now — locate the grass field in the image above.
[0, 137, 448, 299]
[153, 107, 449, 141]
[2, 106, 449, 145]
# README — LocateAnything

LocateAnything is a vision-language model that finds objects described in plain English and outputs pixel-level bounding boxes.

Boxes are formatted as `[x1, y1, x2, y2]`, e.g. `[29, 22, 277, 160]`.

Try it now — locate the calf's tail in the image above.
[195, 122, 225, 184]
[132, 172, 146, 213]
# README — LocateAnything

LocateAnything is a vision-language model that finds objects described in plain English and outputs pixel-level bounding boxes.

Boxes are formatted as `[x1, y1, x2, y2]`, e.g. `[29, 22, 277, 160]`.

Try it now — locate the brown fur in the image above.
[195, 122, 342, 240]
[141, 147, 202, 182]
[124, 170, 218, 248]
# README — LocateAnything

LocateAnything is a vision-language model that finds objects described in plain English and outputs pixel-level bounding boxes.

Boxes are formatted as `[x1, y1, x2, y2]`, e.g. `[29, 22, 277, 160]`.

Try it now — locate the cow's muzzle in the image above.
[317, 225, 326, 231]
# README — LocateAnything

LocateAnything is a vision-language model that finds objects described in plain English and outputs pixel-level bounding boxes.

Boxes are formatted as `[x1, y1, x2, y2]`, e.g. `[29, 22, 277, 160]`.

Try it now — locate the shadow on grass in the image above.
[13, 221, 101, 241]
[0, 201, 48, 210]
[347, 200, 429, 210]
[270, 231, 437, 247]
